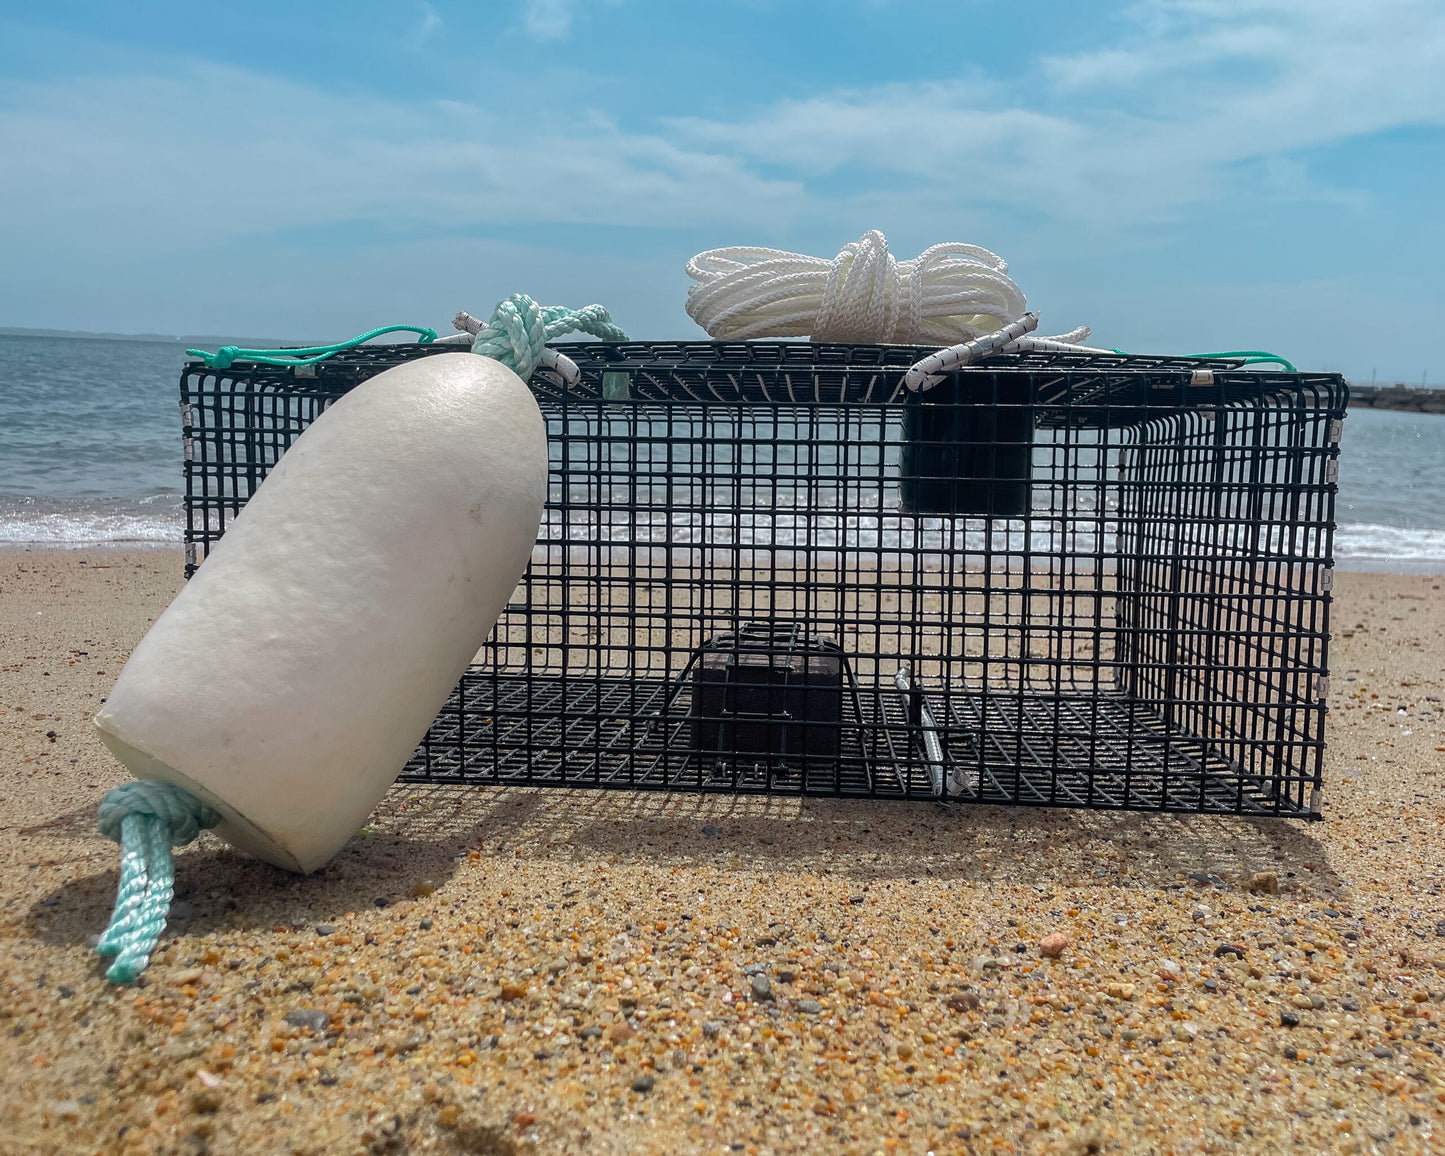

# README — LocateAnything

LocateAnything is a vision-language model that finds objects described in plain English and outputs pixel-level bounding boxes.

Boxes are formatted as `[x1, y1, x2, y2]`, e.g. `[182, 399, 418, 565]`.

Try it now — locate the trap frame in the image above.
[181, 341, 1346, 819]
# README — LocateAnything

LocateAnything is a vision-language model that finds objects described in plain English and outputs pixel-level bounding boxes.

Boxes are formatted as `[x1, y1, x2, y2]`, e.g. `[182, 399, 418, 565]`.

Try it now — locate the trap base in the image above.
[400, 670, 1317, 819]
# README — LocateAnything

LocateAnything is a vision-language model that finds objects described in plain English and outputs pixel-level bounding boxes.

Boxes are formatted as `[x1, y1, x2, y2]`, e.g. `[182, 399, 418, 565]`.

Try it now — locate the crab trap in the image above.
[180, 341, 1346, 818]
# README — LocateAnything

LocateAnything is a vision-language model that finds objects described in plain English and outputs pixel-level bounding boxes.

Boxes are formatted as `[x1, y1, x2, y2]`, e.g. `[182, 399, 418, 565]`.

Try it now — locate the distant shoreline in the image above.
[0, 326, 314, 348]
[1347, 385, 1445, 415]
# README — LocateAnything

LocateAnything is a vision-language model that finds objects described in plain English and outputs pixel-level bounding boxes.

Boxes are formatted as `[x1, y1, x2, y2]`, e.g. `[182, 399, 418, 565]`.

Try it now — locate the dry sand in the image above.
[2, 549, 1444, 1155]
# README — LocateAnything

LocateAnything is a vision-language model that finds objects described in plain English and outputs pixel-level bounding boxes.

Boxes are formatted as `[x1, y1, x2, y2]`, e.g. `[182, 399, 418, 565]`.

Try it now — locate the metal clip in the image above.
[183, 436, 195, 463]
[1190, 369, 1215, 386]
[1325, 460, 1339, 484]
[1321, 568, 1334, 592]
[184, 543, 197, 569]
[1309, 787, 1323, 815]
[293, 363, 318, 379]
[179, 402, 194, 429]
[1315, 675, 1330, 700]
[1329, 419, 1343, 444]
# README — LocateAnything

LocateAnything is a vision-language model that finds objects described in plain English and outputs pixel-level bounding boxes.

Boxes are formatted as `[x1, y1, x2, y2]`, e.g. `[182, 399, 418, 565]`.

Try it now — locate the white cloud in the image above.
[520, 0, 626, 42]
[0, 0, 1440, 370]
[0, 63, 805, 255]
[4, 0, 1436, 260]
[408, 1, 443, 48]
[522, 0, 580, 40]
[671, 0, 1445, 230]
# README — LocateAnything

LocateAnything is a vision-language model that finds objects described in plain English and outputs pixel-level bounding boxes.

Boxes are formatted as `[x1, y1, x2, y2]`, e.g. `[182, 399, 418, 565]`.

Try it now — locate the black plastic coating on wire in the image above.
[177, 339, 1345, 821]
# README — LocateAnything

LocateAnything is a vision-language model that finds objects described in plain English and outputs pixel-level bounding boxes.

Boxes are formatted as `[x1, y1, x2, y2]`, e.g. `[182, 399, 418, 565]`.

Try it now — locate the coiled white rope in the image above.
[684, 230, 1113, 390]
[686, 230, 1025, 344]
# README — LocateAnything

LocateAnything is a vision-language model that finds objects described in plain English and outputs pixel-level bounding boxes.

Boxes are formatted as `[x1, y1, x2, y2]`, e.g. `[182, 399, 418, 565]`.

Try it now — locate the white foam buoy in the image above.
[95, 352, 547, 873]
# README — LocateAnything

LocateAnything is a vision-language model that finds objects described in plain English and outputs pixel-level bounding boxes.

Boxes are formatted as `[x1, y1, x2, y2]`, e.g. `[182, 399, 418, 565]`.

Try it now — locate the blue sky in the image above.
[1, 0, 1441, 381]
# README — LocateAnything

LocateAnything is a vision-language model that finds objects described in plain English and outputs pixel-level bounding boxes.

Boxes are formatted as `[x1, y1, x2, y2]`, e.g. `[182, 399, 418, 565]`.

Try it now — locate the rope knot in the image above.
[98, 779, 219, 847]
[465, 293, 627, 381]
[96, 781, 219, 983]
[815, 230, 911, 344]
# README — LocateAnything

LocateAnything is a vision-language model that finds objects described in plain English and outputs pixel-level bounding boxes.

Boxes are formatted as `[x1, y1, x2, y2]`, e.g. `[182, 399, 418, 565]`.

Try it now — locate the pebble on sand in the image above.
[1039, 931, 1069, 958]
[282, 1009, 330, 1033]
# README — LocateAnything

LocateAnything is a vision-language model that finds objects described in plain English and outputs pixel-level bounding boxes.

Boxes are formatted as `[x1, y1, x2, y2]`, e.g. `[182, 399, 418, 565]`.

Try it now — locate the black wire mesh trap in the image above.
[180, 340, 1347, 819]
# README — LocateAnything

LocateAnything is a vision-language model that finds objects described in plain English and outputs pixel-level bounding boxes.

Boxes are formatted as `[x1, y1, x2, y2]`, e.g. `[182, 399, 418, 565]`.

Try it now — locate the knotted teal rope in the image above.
[185, 295, 628, 379]
[469, 293, 628, 380]
[96, 781, 219, 983]
[186, 325, 438, 369]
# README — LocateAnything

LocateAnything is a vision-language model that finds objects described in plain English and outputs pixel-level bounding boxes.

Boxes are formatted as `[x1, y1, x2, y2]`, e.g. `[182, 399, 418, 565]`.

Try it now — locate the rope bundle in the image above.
[685, 230, 1029, 345]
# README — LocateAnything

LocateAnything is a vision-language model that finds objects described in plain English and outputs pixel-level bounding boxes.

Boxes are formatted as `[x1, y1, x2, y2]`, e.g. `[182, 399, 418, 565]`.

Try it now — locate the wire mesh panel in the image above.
[181, 341, 1346, 818]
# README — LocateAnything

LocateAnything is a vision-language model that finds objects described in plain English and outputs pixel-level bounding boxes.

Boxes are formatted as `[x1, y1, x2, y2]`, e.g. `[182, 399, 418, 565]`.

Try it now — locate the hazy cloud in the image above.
[522, 0, 580, 40]
[0, 63, 804, 254]
[672, 0, 1445, 230]
[408, 2, 443, 48]
[5, 0, 1435, 256]
[0, 0, 1438, 372]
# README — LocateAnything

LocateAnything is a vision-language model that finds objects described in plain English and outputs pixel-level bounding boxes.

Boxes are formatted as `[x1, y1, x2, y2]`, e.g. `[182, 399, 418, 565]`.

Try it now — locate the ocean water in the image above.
[1332, 408, 1445, 568]
[0, 334, 189, 546]
[1, 334, 1442, 570]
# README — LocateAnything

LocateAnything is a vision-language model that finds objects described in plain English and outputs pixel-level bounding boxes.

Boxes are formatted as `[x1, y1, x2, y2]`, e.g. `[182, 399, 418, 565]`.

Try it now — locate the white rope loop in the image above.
[685, 230, 1028, 346]
[902, 313, 1040, 392]
[900, 318, 1121, 392]
[686, 230, 1106, 391]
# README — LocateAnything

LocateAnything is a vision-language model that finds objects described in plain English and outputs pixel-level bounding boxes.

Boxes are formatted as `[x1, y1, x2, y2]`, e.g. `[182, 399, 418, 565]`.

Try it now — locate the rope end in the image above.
[96, 781, 220, 984]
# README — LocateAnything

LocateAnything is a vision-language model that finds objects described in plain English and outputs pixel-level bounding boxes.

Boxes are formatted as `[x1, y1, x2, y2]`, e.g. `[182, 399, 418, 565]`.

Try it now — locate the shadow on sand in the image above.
[24, 782, 1343, 966]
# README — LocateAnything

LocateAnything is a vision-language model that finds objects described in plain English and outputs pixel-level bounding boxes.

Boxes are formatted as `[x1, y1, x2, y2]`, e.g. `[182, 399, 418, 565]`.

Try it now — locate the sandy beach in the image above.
[2, 549, 1444, 1155]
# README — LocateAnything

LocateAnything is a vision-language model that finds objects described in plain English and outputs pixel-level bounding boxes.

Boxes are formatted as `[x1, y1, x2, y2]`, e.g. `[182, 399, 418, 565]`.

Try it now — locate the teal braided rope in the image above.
[471, 294, 628, 380]
[96, 781, 220, 983]
[1187, 350, 1297, 371]
[186, 325, 439, 370]
[1110, 347, 1297, 371]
